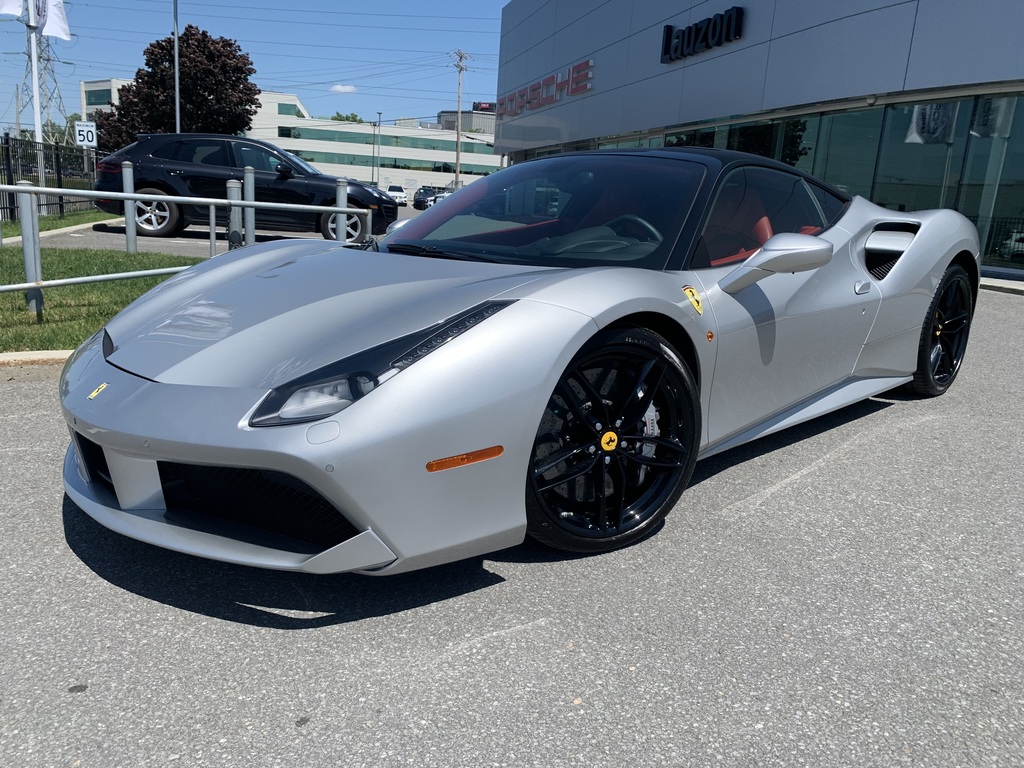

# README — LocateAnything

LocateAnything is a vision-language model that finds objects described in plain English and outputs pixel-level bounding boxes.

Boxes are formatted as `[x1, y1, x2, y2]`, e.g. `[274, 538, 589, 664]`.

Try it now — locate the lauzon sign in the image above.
[661, 6, 744, 63]
[496, 60, 594, 119]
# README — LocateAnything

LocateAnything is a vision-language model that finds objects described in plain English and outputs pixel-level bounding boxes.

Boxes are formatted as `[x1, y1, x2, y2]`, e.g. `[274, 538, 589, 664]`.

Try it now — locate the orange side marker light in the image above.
[426, 445, 504, 473]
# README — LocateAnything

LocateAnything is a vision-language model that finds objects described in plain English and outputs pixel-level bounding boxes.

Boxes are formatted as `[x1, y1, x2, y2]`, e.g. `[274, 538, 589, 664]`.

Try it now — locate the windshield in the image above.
[384, 154, 705, 269]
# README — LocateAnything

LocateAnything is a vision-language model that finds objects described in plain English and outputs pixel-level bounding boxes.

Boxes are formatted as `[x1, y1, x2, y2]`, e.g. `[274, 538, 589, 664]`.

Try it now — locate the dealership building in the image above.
[494, 0, 1024, 274]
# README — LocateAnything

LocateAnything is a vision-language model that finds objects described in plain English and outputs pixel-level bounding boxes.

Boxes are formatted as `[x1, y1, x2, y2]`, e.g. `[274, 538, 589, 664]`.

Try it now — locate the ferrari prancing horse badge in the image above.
[683, 286, 703, 315]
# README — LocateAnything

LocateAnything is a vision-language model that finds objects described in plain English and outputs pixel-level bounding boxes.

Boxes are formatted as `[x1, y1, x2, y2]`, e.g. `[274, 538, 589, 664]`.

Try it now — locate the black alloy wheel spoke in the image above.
[554, 376, 596, 427]
[616, 357, 668, 427]
[606, 457, 628, 530]
[940, 282, 969, 324]
[619, 450, 687, 470]
[534, 453, 599, 492]
[594, 460, 609, 532]
[936, 337, 954, 377]
[561, 367, 612, 428]
[533, 442, 595, 478]
[941, 308, 970, 335]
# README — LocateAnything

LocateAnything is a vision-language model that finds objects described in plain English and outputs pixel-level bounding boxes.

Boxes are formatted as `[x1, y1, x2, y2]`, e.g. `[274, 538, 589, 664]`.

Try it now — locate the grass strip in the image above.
[1, 246, 201, 352]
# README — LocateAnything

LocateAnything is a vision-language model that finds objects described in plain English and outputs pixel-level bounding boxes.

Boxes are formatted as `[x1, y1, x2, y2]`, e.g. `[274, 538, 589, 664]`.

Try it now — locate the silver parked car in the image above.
[61, 148, 980, 576]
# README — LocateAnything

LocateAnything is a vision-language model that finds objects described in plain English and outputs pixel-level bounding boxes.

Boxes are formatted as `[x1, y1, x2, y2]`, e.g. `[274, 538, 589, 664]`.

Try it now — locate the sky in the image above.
[0, 0, 506, 134]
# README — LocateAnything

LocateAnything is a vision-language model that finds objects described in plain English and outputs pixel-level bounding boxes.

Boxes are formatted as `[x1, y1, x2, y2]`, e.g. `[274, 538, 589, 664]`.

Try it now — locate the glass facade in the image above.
[554, 92, 1024, 271]
[290, 147, 496, 177]
[277, 126, 494, 155]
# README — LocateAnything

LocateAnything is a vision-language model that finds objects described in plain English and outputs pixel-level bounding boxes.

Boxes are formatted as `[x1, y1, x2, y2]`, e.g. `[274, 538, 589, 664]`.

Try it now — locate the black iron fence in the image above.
[1, 133, 97, 222]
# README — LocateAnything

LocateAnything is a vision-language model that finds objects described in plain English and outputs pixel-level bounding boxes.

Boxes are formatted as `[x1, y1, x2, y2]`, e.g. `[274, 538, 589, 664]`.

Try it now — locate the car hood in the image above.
[104, 239, 553, 388]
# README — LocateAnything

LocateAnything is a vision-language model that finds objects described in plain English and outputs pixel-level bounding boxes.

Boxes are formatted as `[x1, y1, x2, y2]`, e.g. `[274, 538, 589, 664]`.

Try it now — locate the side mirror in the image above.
[718, 233, 833, 295]
[275, 163, 293, 178]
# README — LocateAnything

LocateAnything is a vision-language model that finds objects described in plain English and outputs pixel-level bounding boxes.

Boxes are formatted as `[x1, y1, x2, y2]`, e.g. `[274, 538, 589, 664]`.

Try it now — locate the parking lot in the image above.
[1, 289, 1022, 767]
[28, 203, 421, 258]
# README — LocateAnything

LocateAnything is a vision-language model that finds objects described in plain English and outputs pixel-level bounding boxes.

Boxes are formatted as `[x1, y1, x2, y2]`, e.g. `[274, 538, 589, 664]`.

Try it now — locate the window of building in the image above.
[279, 125, 493, 155]
[871, 100, 971, 213]
[85, 89, 112, 106]
[277, 103, 306, 118]
[812, 109, 884, 198]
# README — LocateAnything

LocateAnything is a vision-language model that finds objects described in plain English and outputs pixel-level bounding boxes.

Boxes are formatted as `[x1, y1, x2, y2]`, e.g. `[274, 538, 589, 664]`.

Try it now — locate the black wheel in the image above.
[320, 208, 364, 242]
[526, 327, 700, 553]
[133, 188, 180, 237]
[910, 264, 973, 396]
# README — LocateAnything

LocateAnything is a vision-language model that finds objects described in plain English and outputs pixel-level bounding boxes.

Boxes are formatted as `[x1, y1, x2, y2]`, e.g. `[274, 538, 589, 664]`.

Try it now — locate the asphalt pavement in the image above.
[1, 289, 1022, 766]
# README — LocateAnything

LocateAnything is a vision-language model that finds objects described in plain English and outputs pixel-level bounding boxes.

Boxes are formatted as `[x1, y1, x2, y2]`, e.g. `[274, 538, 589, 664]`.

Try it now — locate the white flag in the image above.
[36, 0, 70, 40]
[0, 0, 23, 17]
[905, 103, 956, 144]
[970, 97, 1009, 138]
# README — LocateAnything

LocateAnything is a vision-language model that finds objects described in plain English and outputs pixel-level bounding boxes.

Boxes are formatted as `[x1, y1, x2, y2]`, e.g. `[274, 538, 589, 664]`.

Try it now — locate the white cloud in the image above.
[330, 84, 358, 94]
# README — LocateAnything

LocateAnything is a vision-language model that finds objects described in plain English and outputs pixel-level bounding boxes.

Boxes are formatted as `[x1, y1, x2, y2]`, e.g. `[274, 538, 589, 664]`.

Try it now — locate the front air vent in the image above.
[75, 433, 115, 495]
[158, 462, 360, 552]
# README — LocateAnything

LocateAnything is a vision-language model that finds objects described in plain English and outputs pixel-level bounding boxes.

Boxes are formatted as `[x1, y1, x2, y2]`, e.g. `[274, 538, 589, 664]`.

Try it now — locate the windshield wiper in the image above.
[384, 242, 496, 262]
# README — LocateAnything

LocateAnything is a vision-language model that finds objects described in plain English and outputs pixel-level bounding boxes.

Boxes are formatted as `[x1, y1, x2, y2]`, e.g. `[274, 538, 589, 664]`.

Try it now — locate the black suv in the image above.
[94, 134, 398, 240]
[413, 185, 447, 210]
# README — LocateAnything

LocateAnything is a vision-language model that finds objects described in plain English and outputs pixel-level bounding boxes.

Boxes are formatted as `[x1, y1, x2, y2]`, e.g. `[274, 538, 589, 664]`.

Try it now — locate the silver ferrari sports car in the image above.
[60, 148, 980, 576]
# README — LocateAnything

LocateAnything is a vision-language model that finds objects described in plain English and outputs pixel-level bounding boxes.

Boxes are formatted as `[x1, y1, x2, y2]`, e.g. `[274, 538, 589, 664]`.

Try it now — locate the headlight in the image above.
[249, 301, 514, 427]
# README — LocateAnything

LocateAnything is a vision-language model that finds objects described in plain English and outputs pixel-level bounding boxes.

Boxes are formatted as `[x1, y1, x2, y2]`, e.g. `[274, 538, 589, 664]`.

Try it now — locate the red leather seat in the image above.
[701, 183, 774, 267]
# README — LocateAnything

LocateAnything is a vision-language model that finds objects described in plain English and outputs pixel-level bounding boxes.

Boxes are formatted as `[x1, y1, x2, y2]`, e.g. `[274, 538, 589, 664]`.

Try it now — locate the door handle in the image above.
[854, 281, 871, 295]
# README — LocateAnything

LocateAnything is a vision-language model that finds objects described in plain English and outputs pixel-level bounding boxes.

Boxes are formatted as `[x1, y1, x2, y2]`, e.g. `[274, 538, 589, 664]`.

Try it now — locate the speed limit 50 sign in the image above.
[74, 121, 97, 148]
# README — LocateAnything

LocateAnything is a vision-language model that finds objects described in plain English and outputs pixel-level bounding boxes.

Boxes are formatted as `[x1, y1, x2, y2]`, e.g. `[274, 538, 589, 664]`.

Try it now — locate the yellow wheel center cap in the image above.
[601, 432, 619, 451]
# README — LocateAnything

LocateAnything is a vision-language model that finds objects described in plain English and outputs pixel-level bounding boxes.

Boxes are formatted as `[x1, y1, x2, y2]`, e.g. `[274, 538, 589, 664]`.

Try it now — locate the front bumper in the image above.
[59, 301, 592, 574]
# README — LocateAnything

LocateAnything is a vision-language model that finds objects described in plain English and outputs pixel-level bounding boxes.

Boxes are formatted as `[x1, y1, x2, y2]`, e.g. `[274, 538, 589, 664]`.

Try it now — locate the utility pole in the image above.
[376, 110, 382, 186]
[452, 49, 470, 189]
[173, 0, 181, 132]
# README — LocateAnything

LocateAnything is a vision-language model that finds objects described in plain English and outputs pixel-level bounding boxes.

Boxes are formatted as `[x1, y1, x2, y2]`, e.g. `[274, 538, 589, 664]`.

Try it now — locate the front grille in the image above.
[158, 462, 360, 551]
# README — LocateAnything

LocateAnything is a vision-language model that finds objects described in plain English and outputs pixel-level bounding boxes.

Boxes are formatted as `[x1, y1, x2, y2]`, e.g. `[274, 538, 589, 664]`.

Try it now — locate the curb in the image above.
[980, 276, 1024, 296]
[2, 218, 125, 248]
[0, 350, 73, 366]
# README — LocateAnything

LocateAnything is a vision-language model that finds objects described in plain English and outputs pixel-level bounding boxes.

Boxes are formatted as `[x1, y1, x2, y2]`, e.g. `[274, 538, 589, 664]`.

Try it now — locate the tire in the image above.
[526, 327, 700, 553]
[320, 207, 364, 242]
[133, 188, 181, 237]
[909, 264, 973, 397]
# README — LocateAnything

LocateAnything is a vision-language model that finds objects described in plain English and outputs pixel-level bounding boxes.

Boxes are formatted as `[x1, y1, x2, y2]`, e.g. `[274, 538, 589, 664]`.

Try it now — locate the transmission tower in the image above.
[20, 33, 71, 143]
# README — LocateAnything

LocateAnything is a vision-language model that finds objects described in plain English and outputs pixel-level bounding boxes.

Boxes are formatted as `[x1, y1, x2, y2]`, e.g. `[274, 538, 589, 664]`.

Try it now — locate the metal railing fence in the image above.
[0, 173, 370, 322]
[1, 133, 97, 222]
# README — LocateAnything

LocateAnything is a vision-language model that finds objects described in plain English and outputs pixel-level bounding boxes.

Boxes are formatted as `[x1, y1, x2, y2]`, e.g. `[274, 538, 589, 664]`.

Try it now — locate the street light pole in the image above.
[376, 110, 382, 187]
[173, 0, 181, 132]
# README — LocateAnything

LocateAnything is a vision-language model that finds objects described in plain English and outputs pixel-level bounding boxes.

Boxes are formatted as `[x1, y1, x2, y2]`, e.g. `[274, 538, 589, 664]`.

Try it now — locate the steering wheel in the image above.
[604, 215, 663, 243]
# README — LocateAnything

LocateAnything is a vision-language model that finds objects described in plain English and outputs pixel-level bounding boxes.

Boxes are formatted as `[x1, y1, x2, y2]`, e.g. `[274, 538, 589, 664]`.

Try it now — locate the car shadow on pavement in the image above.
[688, 396, 893, 487]
[60, 396, 898, 627]
[488, 396, 895, 567]
[61, 495, 504, 629]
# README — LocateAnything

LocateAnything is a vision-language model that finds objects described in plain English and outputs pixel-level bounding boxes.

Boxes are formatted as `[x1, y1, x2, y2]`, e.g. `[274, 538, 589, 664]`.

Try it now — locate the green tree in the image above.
[330, 112, 364, 123]
[94, 25, 261, 151]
